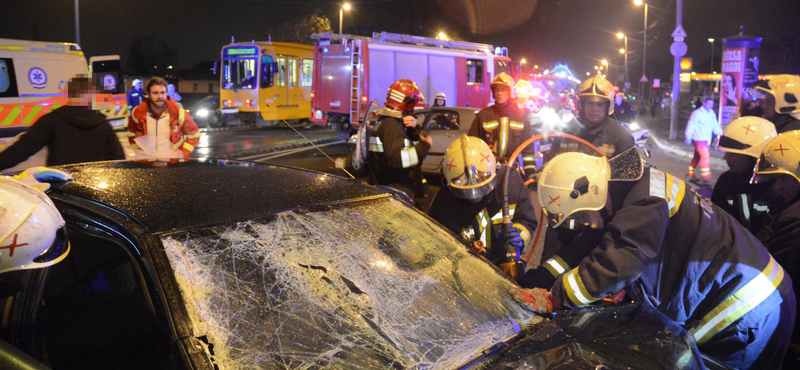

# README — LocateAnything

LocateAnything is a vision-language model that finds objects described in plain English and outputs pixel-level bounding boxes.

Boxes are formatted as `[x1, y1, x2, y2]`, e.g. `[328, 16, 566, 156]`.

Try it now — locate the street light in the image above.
[708, 38, 715, 73]
[521, 58, 527, 64]
[635, 0, 649, 100]
[437, 31, 448, 40]
[601, 59, 608, 66]
[339, 2, 351, 34]
[620, 48, 625, 54]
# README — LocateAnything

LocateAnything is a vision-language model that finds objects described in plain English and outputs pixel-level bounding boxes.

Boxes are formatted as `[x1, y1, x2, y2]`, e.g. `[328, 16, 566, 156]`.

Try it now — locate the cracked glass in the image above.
[161, 197, 534, 369]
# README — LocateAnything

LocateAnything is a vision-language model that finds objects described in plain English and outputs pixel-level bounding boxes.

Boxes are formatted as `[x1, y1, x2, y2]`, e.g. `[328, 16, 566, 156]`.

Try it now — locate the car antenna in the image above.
[263, 104, 355, 179]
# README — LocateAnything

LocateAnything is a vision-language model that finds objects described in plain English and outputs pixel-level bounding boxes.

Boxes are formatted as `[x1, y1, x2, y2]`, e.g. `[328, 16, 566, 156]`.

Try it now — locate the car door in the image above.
[0, 206, 189, 370]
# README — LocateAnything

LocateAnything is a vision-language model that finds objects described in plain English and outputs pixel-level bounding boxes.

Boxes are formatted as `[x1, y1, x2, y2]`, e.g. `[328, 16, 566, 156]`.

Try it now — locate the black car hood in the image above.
[484, 303, 704, 370]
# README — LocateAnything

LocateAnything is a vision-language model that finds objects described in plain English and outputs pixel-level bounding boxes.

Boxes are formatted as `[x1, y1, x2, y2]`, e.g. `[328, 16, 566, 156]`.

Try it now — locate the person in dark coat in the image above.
[127, 79, 145, 108]
[0, 76, 125, 171]
[611, 93, 635, 123]
[752, 131, 800, 362]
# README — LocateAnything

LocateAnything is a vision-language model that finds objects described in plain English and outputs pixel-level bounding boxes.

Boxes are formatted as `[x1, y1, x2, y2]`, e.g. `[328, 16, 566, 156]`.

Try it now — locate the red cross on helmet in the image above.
[443, 135, 498, 200]
[384, 79, 424, 112]
[0, 176, 70, 274]
[537, 152, 610, 228]
[754, 130, 800, 185]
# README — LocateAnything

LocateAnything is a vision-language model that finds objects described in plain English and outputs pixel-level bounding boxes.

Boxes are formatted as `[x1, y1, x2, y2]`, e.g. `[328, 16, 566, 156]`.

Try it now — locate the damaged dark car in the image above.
[0, 160, 704, 370]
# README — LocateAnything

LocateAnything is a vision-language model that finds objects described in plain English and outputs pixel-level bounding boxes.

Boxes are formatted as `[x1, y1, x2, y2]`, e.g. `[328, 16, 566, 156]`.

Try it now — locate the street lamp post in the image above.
[617, 32, 629, 94]
[74, 0, 80, 45]
[635, 0, 648, 101]
[708, 38, 715, 73]
[339, 3, 351, 34]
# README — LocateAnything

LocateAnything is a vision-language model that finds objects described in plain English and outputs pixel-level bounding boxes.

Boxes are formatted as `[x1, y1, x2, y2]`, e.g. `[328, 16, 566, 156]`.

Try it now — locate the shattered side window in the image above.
[162, 197, 533, 369]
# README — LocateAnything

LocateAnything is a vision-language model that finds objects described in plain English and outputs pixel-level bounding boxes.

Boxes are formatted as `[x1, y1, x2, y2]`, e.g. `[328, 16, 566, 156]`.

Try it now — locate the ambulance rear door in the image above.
[89, 55, 127, 127]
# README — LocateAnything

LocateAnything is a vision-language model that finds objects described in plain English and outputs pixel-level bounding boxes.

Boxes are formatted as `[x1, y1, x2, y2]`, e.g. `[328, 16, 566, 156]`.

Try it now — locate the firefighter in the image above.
[0, 167, 72, 296]
[511, 150, 795, 370]
[754, 75, 800, 133]
[427, 135, 537, 269]
[711, 116, 776, 230]
[469, 73, 538, 175]
[433, 92, 446, 107]
[752, 131, 800, 353]
[562, 76, 635, 158]
[367, 79, 432, 200]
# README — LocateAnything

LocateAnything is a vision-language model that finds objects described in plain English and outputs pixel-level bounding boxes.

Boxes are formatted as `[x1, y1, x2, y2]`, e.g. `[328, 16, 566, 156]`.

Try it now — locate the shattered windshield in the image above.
[161, 197, 533, 369]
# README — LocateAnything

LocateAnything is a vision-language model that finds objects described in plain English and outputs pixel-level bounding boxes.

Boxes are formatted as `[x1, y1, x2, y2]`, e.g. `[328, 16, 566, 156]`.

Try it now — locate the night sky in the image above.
[2, 0, 799, 81]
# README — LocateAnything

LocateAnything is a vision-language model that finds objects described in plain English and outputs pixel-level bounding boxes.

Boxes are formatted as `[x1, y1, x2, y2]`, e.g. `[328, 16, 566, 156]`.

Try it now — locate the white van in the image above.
[0, 38, 127, 172]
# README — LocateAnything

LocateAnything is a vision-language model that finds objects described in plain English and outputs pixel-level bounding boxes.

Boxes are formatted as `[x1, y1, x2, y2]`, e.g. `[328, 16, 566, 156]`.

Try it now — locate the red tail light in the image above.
[310, 92, 315, 98]
[361, 95, 367, 102]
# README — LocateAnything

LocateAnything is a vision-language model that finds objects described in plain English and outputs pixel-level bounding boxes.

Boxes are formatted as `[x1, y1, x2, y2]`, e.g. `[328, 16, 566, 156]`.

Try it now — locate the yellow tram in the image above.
[218, 40, 314, 126]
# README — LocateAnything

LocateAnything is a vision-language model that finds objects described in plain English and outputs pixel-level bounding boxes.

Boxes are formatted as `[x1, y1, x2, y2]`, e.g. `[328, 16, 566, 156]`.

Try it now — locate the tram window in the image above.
[0, 58, 19, 98]
[277, 58, 286, 87]
[467, 59, 483, 84]
[260, 55, 274, 88]
[222, 58, 256, 90]
[301, 59, 313, 87]
[289, 59, 297, 88]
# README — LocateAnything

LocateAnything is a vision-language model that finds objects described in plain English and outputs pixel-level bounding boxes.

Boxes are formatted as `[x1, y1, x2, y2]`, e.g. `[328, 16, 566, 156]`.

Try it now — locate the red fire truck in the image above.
[310, 32, 519, 133]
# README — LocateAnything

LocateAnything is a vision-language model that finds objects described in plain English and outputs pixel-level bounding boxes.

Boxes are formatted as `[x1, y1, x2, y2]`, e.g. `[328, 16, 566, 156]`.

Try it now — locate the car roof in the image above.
[49, 160, 386, 234]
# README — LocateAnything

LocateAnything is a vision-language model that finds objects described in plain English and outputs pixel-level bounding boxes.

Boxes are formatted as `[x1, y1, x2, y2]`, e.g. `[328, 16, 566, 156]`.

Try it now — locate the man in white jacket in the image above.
[685, 97, 723, 184]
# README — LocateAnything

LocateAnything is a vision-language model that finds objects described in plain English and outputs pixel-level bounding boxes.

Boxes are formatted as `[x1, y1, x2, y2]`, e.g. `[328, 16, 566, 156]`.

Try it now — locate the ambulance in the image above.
[0, 38, 127, 172]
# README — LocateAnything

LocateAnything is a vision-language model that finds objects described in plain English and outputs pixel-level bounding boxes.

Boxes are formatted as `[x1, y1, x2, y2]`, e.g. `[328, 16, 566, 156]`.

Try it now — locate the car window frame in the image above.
[423, 109, 461, 131]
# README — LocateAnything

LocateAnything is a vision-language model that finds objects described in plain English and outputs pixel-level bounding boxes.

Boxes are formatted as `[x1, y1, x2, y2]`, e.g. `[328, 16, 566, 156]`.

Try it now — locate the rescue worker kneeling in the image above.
[511, 149, 795, 370]
[427, 135, 537, 271]
[368, 79, 432, 200]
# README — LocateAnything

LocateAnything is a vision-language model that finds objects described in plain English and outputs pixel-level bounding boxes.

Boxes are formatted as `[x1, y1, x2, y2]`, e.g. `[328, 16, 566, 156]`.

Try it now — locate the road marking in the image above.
[236, 140, 344, 161]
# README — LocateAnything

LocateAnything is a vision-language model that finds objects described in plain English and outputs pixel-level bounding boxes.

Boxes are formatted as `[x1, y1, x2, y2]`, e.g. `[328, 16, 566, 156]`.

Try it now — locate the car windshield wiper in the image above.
[455, 315, 526, 370]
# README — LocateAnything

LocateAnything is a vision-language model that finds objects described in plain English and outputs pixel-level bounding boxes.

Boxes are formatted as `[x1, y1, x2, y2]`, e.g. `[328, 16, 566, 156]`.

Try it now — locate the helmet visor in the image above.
[450, 175, 497, 200]
[541, 207, 564, 228]
[718, 135, 752, 152]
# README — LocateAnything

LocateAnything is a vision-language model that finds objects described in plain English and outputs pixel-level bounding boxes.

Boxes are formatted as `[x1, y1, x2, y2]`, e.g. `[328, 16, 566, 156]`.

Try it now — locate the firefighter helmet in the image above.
[491, 73, 516, 94]
[0, 176, 70, 274]
[384, 79, 424, 112]
[754, 74, 800, 114]
[579, 76, 616, 115]
[443, 135, 498, 200]
[755, 131, 800, 184]
[538, 152, 610, 228]
[719, 117, 777, 158]
[435, 92, 446, 100]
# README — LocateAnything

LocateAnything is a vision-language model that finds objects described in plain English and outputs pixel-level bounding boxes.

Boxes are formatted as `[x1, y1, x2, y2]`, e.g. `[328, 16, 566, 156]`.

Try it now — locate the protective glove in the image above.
[508, 286, 562, 314]
[684, 137, 692, 146]
[504, 227, 524, 251]
[13, 167, 73, 192]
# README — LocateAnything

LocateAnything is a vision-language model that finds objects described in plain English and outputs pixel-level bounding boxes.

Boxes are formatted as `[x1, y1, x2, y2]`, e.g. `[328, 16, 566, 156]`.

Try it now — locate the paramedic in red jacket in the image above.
[127, 77, 200, 159]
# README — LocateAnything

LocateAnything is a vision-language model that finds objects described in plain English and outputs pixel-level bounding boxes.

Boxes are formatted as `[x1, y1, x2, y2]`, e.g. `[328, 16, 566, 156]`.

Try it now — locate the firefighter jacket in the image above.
[468, 102, 537, 174]
[771, 114, 800, 134]
[127, 98, 200, 158]
[427, 165, 537, 264]
[546, 166, 793, 367]
[368, 115, 430, 195]
[711, 170, 770, 231]
[552, 116, 635, 158]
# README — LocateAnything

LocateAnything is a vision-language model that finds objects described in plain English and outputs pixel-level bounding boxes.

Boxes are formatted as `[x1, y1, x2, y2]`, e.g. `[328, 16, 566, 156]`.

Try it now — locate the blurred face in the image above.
[614, 95, 622, 105]
[493, 87, 510, 105]
[435, 98, 444, 105]
[581, 99, 608, 126]
[762, 174, 800, 208]
[149, 85, 167, 109]
[703, 99, 715, 110]
[759, 95, 777, 120]
[724, 152, 756, 175]
[133, 82, 142, 89]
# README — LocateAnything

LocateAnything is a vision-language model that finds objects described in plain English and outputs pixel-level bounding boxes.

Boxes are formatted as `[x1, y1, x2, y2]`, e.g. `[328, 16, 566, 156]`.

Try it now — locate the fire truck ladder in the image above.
[349, 38, 362, 125]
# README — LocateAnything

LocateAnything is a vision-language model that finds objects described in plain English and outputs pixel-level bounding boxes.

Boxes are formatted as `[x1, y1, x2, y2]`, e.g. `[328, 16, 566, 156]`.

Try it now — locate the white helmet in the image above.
[444, 135, 498, 200]
[754, 74, 800, 114]
[538, 152, 610, 228]
[0, 176, 70, 274]
[755, 130, 800, 185]
[719, 117, 777, 158]
[435, 92, 446, 100]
